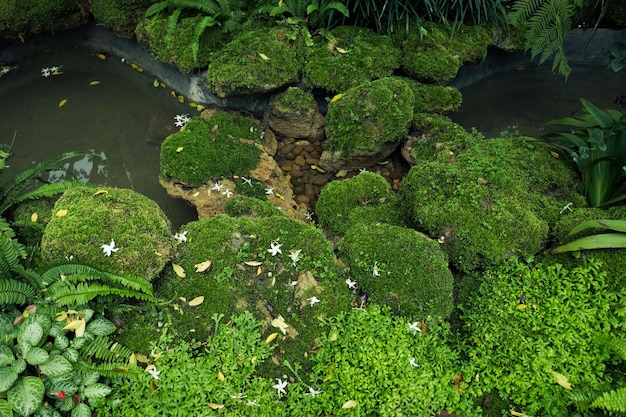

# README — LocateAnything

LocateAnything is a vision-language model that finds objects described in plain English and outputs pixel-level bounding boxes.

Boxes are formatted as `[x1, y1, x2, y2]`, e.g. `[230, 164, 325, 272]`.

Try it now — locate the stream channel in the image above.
[0, 25, 624, 229]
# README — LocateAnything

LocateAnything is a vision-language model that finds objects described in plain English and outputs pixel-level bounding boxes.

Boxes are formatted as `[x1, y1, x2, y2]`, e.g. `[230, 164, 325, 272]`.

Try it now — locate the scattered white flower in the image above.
[174, 114, 190, 127]
[304, 211, 314, 221]
[409, 357, 419, 368]
[241, 177, 253, 186]
[222, 188, 233, 198]
[408, 321, 421, 333]
[49, 65, 60, 73]
[309, 296, 320, 306]
[372, 261, 380, 277]
[345, 278, 357, 289]
[41, 67, 51, 77]
[174, 230, 188, 243]
[230, 393, 247, 400]
[265, 187, 274, 196]
[147, 366, 161, 380]
[560, 202, 574, 214]
[65, 255, 74, 261]
[211, 181, 223, 192]
[101, 239, 119, 257]
[246, 400, 258, 407]
[359, 168, 367, 173]
[290, 280, 298, 287]
[288, 249, 301, 265]
[272, 378, 289, 396]
[437, 236, 446, 244]
[305, 386, 323, 397]
[267, 241, 282, 256]
[1, 67, 10, 74]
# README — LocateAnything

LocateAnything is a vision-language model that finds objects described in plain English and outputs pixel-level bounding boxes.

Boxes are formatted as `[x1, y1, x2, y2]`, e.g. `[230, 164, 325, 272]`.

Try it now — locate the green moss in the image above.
[316, 172, 403, 236]
[409, 113, 477, 164]
[338, 222, 454, 318]
[0, 0, 83, 35]
[270, 87, 315, 116]
[208, 26, 304, 98]
[303, 26, 402, 93]
[224, 195, 283, 219]
[124, 214, 351, 373]
[410, 82, 463, 114]
[11, 197, 57, 247]
[91, 0, 152, 38]
[324, 77, 414, 159]
[399, 137, 583, 272]
[135, 15, 228, 72]
[40, 187, 176, 280]
[401, 23, 492, 85]
[160, 113, 262, 187]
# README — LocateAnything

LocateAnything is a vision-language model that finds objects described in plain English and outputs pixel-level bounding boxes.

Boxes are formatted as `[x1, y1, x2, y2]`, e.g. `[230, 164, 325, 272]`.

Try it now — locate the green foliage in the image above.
[160, 114, 262, 186]
[260, 0, 349, 31]
[0, 309, 137, 417]
[461, 259, 625, 416]
[553, 219, 626, 253]
[91, 0, 153, 37]
[0, 0, 83, 36]
[223, 195, 283, 219]
[540, 98, 626, 208]
[508, 0, 584, 78]
[145, 0, 245, 63]
[604, 29, 626, 72]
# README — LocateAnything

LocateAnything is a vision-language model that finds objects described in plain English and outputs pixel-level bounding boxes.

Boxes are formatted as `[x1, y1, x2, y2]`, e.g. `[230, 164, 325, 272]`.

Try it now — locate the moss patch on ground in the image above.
[0, 0, 84, 36]
[40, 187, 176, 280]
[160, 113, 262, 187]
[91, 0, 152, 38]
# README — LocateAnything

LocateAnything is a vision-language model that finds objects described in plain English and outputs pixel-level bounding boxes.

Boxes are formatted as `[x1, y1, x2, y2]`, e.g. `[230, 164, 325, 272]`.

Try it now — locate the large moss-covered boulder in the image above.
[208, 26, 304, 98]
[117, 214, 352, 374]
[0, 0, 84, 36]
[135, 15, 228, 72]
[406, 81, 463, 114]
[269, 87, 325, 141]
[41, 187, 176, 280]
[402, 23, 492, 85]
[91, 0, 153, 38]
[320, 77, 414, 171]
[303, 26, 401, 93]
[399, 137, 585, 272]
[338, 222, 454, 319]
[316, 172, 404, 236]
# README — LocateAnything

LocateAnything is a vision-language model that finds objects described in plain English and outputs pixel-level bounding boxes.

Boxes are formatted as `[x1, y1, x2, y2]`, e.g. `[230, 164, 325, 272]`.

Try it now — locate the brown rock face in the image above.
[269, 94, 325, 141]
[318, 141, 400, 173]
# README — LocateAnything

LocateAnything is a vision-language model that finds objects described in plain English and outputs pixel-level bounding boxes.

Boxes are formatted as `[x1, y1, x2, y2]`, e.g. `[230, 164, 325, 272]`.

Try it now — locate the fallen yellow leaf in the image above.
[30, 212, 38, 222]
[217, 370, 225, 382]
[96, 53, 107, 60]
[89, 81, 101, 85]
[330, 93, 343, 103]
[194, 260, 212, 273]
[55, 209, 68, 217]
[208, 403, 224, 410]
[93, 189, 108, 196]
[244, 260, 263, 267]
[265, 332, 278, 344]
[58, 99, 68, 108]
[258, 52, 270, 61]
[342, 400, 357, 409]
[553, 371, 572, 390]
[188, 296, 204, 306]
[177, 95, 185, 103]
[271, 315, 289, 335]
[176, 147, 184, 153]
[172, 263, 186, 278]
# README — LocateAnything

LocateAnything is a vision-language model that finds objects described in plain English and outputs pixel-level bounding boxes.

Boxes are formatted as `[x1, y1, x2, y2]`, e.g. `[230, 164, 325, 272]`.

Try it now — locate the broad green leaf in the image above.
[7, 377, 44, 417]
[54, 335, 69, 350]
[0, 367, 18, 392]
[569, 219, 626, 235]
[581, 98, 614, 128]
[81, 371, 100, 387]
[39, 355, 73, 377]
[70, 403, 91, 417]
[63, 348, 79, 363]
[0, 345, 14, 366]
[0, 399, 11, 417]
[85, 318, 116, 336]
[10, 359, 25, 374]
[25, 347, 49, 366]
[0, 315, 13, 337]
[553, 233, 626, 253]
[18, 321, 44, 347]
[83, 383, 111, 399]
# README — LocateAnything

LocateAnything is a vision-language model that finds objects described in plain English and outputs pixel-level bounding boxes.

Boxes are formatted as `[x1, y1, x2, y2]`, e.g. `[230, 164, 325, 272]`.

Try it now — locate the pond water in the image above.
[0, 47, 198, 229]
[451, 62, 626, 138]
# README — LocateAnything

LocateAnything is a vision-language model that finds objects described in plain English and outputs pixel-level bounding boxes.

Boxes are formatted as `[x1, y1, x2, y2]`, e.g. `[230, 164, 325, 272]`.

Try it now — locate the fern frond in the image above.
[0, 222, 27, 278]
[595, 333, 626, 360]
[74, 360, 141, 378]
[101, 272, 153, 296]
[145, 1, 170, 17]
[81, 336, 136, 363]
[46, 281, 155, 307]
[39, 263, 109, 287]
[591, 387, 626, 412]
[13, 180, 85, 206]
[509, 0, 544, 25]
[0, 278, 37, 305]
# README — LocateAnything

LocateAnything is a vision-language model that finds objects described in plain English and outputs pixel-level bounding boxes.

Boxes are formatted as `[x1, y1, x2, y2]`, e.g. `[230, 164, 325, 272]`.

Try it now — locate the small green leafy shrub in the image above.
[461, 259, 626, 416]
[160, 114, 262, 187]
[338, 222, 454, 319]
[540, 98, 626, 208]
[0, 308, 135, 417]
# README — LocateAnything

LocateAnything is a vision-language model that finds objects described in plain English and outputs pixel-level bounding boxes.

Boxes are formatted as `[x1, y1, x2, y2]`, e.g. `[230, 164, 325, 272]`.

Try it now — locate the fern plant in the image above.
[508, 0, 584, 78]
[145, 0, 246, 62]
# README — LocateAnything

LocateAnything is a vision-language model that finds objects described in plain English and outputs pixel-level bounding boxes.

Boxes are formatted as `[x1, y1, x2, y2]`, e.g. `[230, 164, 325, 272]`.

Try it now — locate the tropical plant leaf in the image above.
[7, 376, 44, 416]
[568, 219, 626, 235]
[552, 232, 626, 253]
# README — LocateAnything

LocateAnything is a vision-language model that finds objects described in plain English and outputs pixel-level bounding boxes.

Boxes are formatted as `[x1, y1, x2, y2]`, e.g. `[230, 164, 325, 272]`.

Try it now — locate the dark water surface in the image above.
[0, 47, 198, 229]
[451, 63, 626, 138]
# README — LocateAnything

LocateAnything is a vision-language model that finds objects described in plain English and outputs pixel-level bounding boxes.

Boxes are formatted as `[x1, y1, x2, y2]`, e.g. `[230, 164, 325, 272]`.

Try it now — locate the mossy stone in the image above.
[303, 26, 401, 93]
[11, 197, 57, 247]
[91, 0, 152, 38]
[316, 172, 403, 236]
[324, 77, 414, 159]
[208, 26, 304, 98]
[160, 113, 262, 187]
[338, 222, 454, 319]
[270, 87, 315, 116]
[406, 81, 463, 114]
[40, 187, 176, 280]
[399, 137, 583, 272]
[0, 0, 83, 36]
[224, 195, 283, 219]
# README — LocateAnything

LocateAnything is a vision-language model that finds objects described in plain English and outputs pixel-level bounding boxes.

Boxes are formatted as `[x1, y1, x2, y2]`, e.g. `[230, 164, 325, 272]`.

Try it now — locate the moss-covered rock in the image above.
[303, 26, 402, 93]
[208, 26, 304, 98]
[160, 113, 262, 187]
[407, 81, 463, 114]
[269, 87, 325, 140]
[0, 0, 84, 36]
[338, 222, 454, 318]
[41, 187, 176, 280]
[91, 0, 153, 38]
[399, 137, 584, 272]
[135, 15, 228, 72]
[118, 214, 352, 374]
[402, 23, 492, 85]
[223, 195, 284, 219]
[539, 205, 626, 291]
[322, 77, 414, 165]
[316, 172, 404, 236]
[11, 197, 57, 247]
